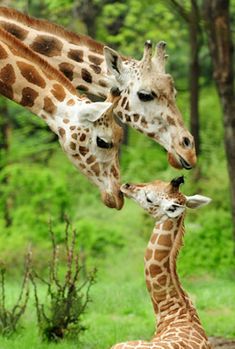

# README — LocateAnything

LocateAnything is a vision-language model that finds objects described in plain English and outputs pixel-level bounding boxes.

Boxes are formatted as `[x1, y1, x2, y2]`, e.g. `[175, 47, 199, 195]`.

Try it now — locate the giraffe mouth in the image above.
[178, 155, 192, 170]
[167, 152, 194, 170]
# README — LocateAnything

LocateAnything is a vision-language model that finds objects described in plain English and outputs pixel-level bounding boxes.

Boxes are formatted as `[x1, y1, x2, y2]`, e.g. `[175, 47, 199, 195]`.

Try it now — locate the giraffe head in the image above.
[57, 96, 124, 210]
[104, 41, 196, 170]
[121, 176, 211, 220]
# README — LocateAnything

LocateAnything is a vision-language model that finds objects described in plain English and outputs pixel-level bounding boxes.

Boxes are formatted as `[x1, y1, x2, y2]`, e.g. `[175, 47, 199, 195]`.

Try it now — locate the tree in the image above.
[166, 0, 202, 156]
[203, 0, 235, 247]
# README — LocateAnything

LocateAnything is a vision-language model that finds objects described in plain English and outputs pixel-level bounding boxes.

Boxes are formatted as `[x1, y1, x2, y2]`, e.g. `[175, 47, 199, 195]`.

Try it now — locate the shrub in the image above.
[31, 219, 96, 342]
[0, 253, 31, 336]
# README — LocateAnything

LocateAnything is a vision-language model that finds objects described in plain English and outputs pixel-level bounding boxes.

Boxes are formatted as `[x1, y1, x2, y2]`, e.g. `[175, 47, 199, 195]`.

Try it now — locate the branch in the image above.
[166, 0, 190, 23]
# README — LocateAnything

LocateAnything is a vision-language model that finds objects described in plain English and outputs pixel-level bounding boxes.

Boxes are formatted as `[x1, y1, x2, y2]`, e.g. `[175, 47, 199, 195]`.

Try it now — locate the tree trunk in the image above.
[203, 0, 235, 248]
[189, 0, 201, 156]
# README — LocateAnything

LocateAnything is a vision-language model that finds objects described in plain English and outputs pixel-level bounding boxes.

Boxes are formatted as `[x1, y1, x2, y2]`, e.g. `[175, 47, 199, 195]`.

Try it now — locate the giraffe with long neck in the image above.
[0, 7, 196, 170]
[0, 27, 124, 209]
[118, 177, 212, 349]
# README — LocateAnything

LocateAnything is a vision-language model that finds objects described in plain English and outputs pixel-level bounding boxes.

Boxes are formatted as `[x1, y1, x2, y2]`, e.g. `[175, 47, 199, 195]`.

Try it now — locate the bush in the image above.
[31, 220, 96, 342]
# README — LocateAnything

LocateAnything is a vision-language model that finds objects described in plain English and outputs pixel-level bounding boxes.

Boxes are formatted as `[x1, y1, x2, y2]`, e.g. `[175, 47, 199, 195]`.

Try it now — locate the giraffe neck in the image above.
[145, 216, 200, 334]
[0, 26, 82, 135]
[0, 7, 116, 99]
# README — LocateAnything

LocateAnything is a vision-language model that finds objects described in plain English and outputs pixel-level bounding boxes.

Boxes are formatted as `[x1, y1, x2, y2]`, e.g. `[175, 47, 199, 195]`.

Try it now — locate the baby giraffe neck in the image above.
[144, 215, 199, 334]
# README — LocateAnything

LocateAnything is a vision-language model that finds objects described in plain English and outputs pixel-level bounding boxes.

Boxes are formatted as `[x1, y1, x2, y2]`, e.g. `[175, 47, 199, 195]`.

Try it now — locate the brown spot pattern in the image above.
[30, 35, 63, 57]
[51, 83, 66, 102]
[80, 134, 86, 142]
[167, 115, 176, 126]
[58, 128, 65, 138]
[158, 234, 172, 247]
[59, 62, 74, 81]
[154, 250, 167, 262]
[0, 22, 28, 41]
[68, 49, 84, 62]
[43, 97, 56, 114]
[20, 87, 39, 107]
[79, 146, 88, 156]
[0, 44, 7, 59]
[77, 84, 89, 92]
[133, 113, 140, 122]
[0, 64, 15, 85]
[149, 264, 162, 278]
[17, 61, 46, 88]
[91, 163, 100, 176]
[163, 220, 174, 231]
[88, 54, 104, 65]
[151, 233, 157, 244]
[111, 165, 119, 179]
[70, 142, 76, 150]
[67, 99, 75, 106]
[81, 69, 92, 83]
[86, 155, 95, 164]
[89, 64, 101, 74]
[0, 81, 13, 99]
[145, 248, 153, 261]
[98, 79, 108, 88]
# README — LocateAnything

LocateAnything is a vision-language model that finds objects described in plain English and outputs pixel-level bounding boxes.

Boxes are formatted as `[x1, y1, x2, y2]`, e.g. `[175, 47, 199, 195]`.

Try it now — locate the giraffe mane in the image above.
[0, 7, 112, 57]
[169, 216, 193, 313]
[0, 7, 129, 61]
[0, 24, 80, 97]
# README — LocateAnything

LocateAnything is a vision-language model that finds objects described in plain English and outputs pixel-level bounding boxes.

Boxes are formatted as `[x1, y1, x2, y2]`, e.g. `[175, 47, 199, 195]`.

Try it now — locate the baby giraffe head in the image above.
[121, 176, 211, 221]
[58, 94, 124, 210]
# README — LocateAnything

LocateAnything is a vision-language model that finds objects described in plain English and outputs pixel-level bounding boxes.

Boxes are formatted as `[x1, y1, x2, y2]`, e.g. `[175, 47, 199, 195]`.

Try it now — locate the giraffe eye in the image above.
[96, 136, 113, 149]
[146, 196, 153, 203]
[137, 90, 155, 102]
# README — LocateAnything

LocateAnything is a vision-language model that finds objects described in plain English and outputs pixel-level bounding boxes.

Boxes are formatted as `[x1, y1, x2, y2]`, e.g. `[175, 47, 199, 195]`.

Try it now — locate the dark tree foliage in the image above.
[203, 0, 235, 248]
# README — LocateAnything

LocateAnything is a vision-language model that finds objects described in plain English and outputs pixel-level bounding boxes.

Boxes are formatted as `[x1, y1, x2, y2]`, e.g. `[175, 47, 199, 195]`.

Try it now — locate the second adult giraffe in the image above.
[0, 27, 124, 209]
[0, 7, 196, 170]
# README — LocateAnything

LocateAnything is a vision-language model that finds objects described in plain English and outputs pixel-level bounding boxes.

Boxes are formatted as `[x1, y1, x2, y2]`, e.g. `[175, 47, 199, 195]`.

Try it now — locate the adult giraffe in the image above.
[0, 27, 124, 209]
[0, 7, 196, 170]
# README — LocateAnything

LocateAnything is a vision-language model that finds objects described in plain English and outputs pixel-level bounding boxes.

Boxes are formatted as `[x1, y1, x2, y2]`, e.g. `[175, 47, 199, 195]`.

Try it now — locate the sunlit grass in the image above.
[0, 240, 234, 349]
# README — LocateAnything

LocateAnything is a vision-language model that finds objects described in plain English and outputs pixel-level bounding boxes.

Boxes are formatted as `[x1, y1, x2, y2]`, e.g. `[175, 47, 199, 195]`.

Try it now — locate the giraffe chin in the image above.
[101, 191, 124, 210]
[167, 152, 195, 170]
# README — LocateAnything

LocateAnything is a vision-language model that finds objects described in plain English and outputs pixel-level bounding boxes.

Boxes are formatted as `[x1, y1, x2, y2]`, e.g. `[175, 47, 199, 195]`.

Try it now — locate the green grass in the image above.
[0, 232, 234, 349]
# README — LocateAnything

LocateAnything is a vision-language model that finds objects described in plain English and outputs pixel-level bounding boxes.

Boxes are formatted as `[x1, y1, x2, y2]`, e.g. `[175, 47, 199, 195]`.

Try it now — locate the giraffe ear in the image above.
[185, 195, 211, 209]
[104, 46, 124, 78]
[79, 102, 112, 123]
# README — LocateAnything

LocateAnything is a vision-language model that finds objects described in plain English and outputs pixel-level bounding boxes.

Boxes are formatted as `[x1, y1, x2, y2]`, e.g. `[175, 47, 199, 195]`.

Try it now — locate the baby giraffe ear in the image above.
[79, 102, 112, 123]
[162, 201, 185, 218]
[185, 195, 211, 209]
[104, 46, 124, 78]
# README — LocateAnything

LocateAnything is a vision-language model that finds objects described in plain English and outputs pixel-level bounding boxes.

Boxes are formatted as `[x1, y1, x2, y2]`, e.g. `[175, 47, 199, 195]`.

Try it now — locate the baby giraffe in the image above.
[119, 177, 212, 349]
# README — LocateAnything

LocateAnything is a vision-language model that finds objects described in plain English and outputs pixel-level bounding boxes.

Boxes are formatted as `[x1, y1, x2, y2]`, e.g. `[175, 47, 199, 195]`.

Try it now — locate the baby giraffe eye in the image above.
[146, 196, 153, 203]
[96, 136, 113, 149]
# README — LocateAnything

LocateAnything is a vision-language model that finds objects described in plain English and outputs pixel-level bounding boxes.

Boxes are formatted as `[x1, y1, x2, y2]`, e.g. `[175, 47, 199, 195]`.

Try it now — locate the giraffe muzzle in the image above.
[101, 190, 124, 210]
[167, 152, 196, 170]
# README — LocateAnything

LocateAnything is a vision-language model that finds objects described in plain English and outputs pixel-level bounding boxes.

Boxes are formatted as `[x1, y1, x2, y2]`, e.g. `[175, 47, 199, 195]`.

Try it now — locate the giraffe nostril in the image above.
[182, 137, 191, 148]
